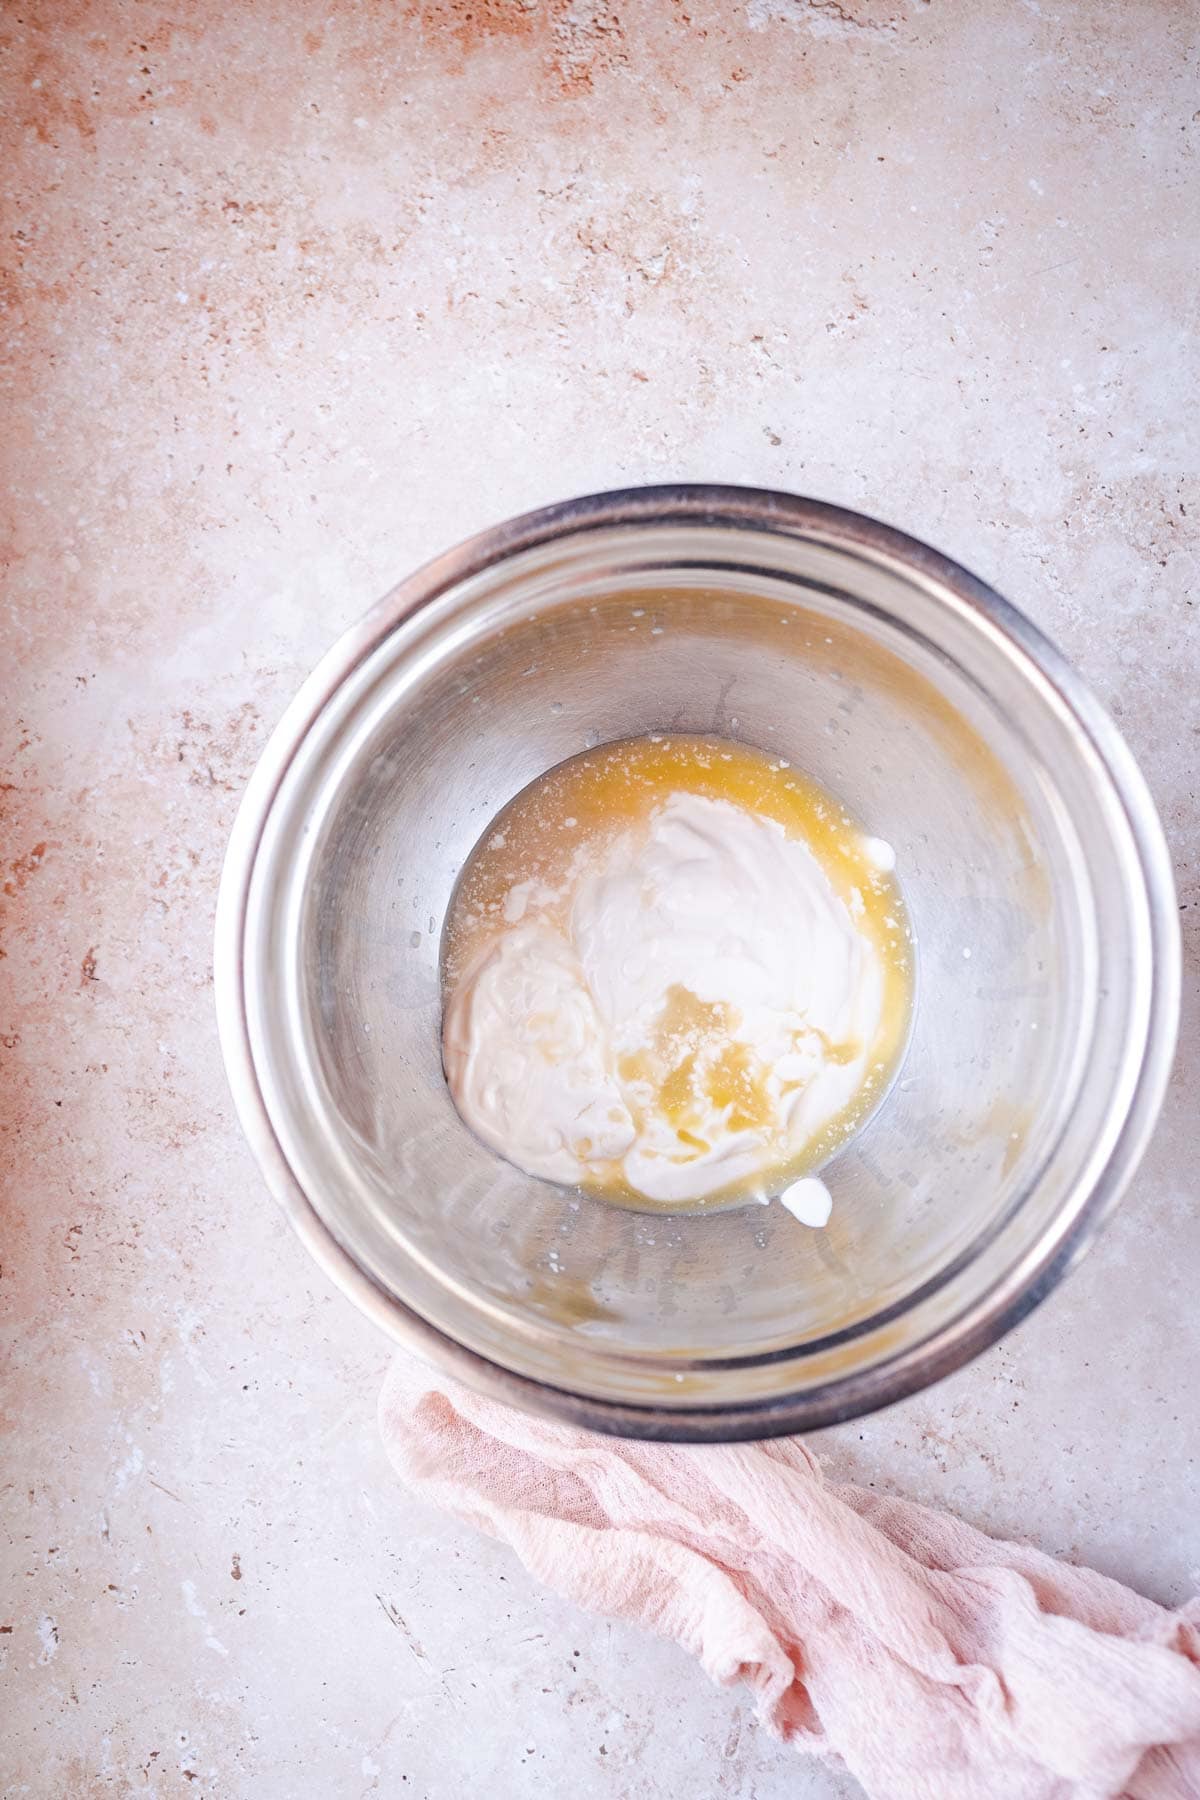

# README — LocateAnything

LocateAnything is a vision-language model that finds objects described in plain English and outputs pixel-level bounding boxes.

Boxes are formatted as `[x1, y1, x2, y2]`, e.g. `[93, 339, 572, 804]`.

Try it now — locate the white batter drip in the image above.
[443, 791, 888, 1206]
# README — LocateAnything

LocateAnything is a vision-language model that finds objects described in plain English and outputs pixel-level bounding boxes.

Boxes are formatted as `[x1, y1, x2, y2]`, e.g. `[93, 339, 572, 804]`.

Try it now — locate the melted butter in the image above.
[443, 734, 914, 1210]
[619, 985, 778, 1140]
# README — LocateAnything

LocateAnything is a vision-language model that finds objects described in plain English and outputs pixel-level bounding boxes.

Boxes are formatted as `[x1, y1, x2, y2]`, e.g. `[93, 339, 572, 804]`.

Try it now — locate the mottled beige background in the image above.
[1, 1, 1197, 1796]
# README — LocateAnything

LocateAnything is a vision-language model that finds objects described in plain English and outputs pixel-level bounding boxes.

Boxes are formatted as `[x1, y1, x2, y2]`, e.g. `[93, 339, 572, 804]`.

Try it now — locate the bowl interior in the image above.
[238, 509, 1161, 1422]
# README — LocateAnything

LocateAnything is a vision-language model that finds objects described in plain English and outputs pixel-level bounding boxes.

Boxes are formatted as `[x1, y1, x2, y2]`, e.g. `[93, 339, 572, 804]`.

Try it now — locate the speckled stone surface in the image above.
[2, 3, 1197, 1795]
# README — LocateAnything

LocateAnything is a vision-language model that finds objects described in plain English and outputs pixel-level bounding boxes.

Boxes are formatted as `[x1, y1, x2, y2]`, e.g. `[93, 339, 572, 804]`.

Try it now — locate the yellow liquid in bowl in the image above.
[443, 735, 914, 1208]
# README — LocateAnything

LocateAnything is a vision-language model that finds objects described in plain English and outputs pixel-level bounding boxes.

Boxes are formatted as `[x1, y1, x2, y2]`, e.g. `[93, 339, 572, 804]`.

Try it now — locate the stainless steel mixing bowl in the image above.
[214, 486, 1179, 1440]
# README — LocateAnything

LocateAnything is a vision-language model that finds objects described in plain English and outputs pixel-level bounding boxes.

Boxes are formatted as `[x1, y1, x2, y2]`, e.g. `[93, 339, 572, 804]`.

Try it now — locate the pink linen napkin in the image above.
[380, 1356, 1200, 1800]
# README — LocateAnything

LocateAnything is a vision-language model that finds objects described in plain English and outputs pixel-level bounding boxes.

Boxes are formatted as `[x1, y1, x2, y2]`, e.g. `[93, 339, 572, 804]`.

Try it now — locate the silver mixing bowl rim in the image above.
[213, 484, 1181, 1442]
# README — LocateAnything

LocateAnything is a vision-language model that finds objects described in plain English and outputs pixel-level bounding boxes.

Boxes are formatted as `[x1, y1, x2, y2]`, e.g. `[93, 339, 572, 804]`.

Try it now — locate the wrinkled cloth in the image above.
[380, 1357, 1200, 1800]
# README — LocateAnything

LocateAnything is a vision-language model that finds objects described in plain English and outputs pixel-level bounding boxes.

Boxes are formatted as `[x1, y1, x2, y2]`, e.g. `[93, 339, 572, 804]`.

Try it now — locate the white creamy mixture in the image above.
[443, 791, 888, 1206]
